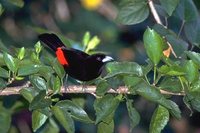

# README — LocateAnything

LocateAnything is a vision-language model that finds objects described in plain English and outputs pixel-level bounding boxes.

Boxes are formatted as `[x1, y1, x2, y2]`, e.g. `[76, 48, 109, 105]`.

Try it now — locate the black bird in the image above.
[38, 33, 113, 81]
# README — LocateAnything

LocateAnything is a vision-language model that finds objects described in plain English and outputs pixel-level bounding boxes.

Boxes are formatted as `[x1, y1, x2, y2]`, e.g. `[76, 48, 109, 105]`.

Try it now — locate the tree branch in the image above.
[0, 85, 185, 96]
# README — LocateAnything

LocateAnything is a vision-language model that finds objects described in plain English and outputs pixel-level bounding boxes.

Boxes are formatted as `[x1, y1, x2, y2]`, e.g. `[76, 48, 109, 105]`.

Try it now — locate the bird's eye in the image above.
[97, 57, 102, 61]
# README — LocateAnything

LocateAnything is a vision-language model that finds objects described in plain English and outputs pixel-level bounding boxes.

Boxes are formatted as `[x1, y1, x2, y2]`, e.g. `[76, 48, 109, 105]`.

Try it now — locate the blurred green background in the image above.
[0, 0, 200, 133]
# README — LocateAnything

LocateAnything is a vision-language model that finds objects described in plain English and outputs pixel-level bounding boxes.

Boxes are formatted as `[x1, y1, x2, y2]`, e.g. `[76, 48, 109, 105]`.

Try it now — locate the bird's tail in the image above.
[38, 33, 65, 51]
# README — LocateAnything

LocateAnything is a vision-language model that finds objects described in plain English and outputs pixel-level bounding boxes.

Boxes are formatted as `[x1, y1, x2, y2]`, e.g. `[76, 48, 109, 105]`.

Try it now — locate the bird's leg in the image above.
[81, 82, 87, 92]
[63, 74, 69, 92]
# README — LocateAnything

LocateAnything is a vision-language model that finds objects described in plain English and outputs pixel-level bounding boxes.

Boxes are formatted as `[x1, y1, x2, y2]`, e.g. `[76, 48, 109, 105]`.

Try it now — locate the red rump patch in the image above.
[56, 47, 69, 66]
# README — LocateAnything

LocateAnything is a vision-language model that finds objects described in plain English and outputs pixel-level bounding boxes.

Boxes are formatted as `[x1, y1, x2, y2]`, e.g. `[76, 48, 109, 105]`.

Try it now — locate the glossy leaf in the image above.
[19, 87, 39, 103]
[105, 62, 143, 78]
[18, 64, 40, 76]
[52, 76, 61, 94]
[32, 110, 48, 132]
[51, 59, 65, 79]
[126, 99, 140, 131]
[30, 75, 47, 91]
[0, 67, 9, 78]
[7, 0, 24, 8]
[158, 65, 185, 76]
[52, 106, 75, 133]
[184, 60, 199, 84]
[123, 76, 142, 93]
[3, 52, 17, 72]
[143, 28, 164, 65]
[96, 80, 110, 96]
[149, 105, 169, 133]
[82, 31, 91, 47]
[159, 0, 179, 16]
[116, 0, 149, 25]
[189, 77, 200, 92]
[85, 36, 100, 53]
[40, 118, 59, 133]
[159, 77, 182, 93]
[185, 51, 200, 67]
[94, 94, 122, 124]
[185, 93, 200, 112]
[29, 91, 52, 110]
[166, 100, 181, 119]
[0, 78, 7, 90]
[55, 100, 93, 123]
[97, 120, 114, 133]
[17, 47, 25, 60]
[0, 105, 11, 133]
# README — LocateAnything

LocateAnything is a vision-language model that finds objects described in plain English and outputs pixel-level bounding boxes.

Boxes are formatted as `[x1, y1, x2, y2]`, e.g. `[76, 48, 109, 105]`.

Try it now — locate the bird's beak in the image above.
[102, 56, 114, 63]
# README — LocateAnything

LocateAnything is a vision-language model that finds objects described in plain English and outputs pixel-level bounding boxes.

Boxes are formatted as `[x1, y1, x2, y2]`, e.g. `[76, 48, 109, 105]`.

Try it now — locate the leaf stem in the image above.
[153, 65, 157, 85]
[178, 77, 185, 91]
[178, 20, 185, 38]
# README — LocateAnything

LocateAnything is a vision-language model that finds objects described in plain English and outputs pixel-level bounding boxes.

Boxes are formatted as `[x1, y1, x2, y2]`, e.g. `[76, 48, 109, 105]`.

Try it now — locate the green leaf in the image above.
[116, 0, 149, 25]
[174, 0, 198, 22]
[32, 110, 48, 132]
[0, 105, 11, 133]
[7, 0, 24, 8]
[185, 93, 200, 112]
[105, 62, 143, 78]
[40, 118, 59, 133]
[0, 67, 9, 78]
[143, 28, 164, 65]
[18, 64, 40, 76]
[51, 59, 65, 79]
[159, 0, 179, 16]
[135, 82, 162, 102]
[142, 59, 154, 75]
[184, 19, 200, 47]
[19, 87, 39, 103]
[35, 41, 42, 54]
[189, 76, 200, 92]
[52, 106, 75, 133]
[184, 60, 199, 84]
[123, 76, 142, 93]
[0, 4, 4, 16]
[96, 80, 110, 96]
[0, 78, 7, 90]
[94, 94, 122, 124]
[55, 100, 93, 123]
[17, 47, 25, 60]
[149, 105, 169, 133]
[3, 52, 17, 72]
[29, 90, 52, 110]
[30, 75, 47, 91]
[185, 51, 200, 67]
[166, 100, 181, 119]
[126, 99, 140, 131]
[97, 120, 114, 133]
[159, 77, 182, 93]
[165, 35, 188, 57]
[85, 36, 100, 53]
[52, 76, 61, 94]
[82, 31, 91, 47]
[158, 65, 185, 76]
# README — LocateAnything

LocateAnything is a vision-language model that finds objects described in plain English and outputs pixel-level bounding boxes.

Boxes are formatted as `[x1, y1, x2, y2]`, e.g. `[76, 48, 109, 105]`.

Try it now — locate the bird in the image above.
[38, 33, 114, 81]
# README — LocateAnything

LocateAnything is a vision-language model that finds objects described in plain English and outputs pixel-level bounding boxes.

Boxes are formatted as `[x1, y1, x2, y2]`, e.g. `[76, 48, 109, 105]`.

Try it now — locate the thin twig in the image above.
[178, 20, 185, 38]
[0, 85, 185, 96]
[148, 0, 177, 58]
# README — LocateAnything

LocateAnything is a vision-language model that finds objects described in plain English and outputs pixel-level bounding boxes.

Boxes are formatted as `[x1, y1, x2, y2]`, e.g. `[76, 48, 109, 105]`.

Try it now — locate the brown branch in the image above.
[148, 0, 177, 58]
[0, 85, 185, 96]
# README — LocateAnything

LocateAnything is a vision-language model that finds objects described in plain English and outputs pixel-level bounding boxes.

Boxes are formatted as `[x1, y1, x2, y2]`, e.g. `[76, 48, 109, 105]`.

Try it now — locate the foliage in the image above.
[0, 0, 200, 133]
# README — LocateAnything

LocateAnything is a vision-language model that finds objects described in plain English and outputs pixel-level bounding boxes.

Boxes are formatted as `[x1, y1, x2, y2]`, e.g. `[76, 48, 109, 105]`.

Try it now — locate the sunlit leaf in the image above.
[149, 105, 169, 133]
[52, 106, 75, 133]
[32, 110, 48, 132]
